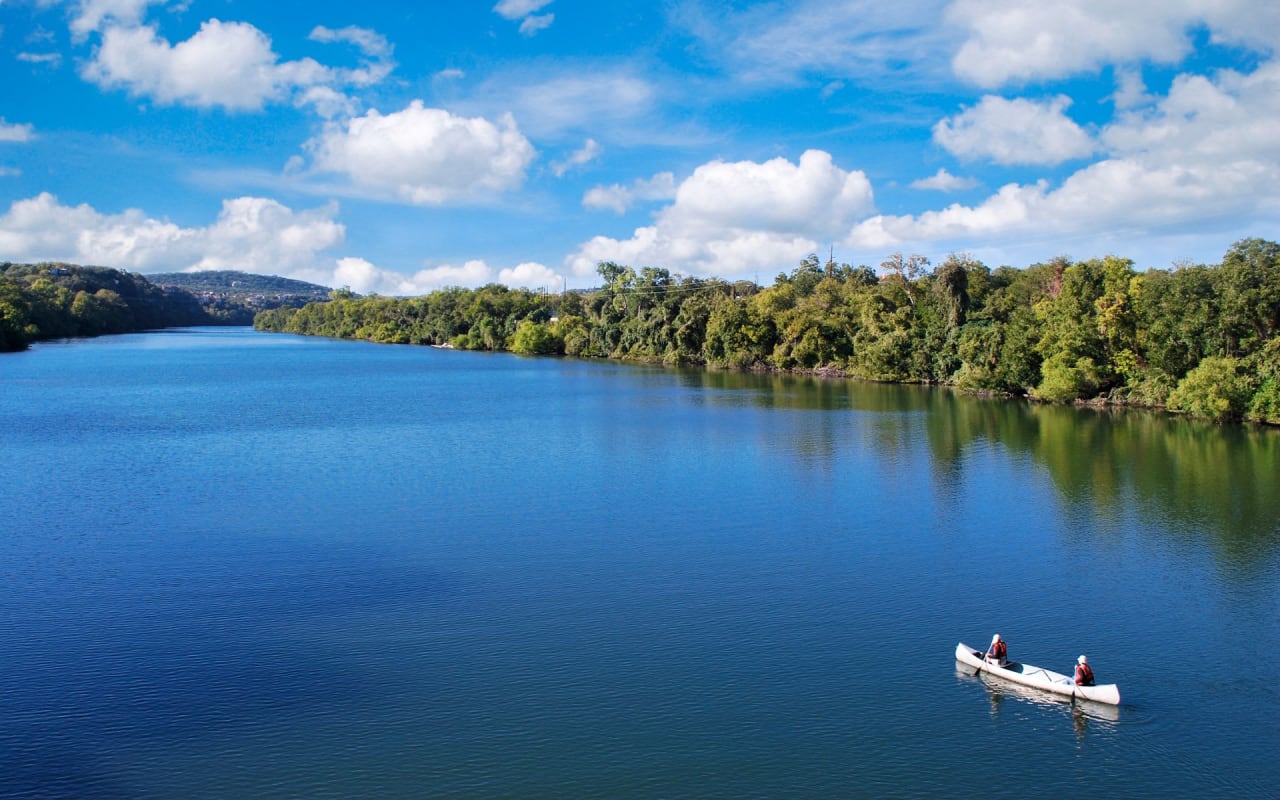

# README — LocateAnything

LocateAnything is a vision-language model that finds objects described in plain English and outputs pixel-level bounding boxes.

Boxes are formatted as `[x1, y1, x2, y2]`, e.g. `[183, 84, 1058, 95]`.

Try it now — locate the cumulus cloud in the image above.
[568, 150, 874, 278]
[934, 95, 1094, 166]
[82, 19, 330, 111]
[583, 172, 677, 214]
[0, 118, 36, 143]
[0, 192, 344, 272]
[910, 168, 979, 192]
[296, 256, 561, 296]
[551, 138, 602, 177]
[499, 261, 562, 289]
[1112, 69, 1153, 110]
[303, 100, 537, 205]
[79, 17, 393, 114]
[70, 0, 164, 40]
[847, 59, 1280, 255]
[405, 261, 495, 290]
[948, 0, 1280, 88]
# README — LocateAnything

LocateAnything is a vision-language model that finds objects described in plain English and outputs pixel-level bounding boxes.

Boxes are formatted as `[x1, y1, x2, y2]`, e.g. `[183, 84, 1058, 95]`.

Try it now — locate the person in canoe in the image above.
[1074, 655, 1095, 686]
[985, 634, 1008, 665]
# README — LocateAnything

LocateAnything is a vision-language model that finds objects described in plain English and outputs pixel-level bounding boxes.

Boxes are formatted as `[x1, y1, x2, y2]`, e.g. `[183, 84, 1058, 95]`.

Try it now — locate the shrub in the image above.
[1167, 356, 1254, 422]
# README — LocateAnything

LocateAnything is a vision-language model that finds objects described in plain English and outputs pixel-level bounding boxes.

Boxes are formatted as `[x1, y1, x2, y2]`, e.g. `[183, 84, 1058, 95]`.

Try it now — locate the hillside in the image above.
[1, 262, 215, 350]
[148, 270, 332, 305]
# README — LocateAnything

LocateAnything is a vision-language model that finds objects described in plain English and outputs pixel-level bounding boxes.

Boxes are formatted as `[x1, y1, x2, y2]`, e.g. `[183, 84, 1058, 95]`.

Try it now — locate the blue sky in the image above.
[1, 0, 1277, 293]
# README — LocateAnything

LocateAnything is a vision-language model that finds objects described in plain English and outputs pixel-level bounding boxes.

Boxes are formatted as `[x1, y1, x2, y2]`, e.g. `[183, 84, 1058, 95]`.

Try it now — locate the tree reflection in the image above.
[665, 364, 1277, 574]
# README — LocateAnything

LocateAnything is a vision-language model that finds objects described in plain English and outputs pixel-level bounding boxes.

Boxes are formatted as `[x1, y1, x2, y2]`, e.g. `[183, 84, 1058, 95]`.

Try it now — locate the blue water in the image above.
[1, 327, 1277, 798]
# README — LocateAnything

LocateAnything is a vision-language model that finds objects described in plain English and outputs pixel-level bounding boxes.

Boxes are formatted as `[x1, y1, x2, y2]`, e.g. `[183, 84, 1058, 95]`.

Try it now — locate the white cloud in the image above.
[308, 25, 392, 59]
[499, 261, 562, 289]
[296, 86, 357, 120]
[405, 260, 495, 290]
[847, 59, 1280, 257]
[493, 0, 553, 21]
[1112, 69, 1153, 110]
[551, 138, 602, 177]
[0, 192, 344, 272]
[1101, 62, 1280, 173]
[303, 100, 537, 205]
[308, 24, 395, 88]
[948, 0, 1280, 88]
[568, 150, 874, 278]
[259, 256, 561, 296]
[467, 70, 655, 140]
[910, 168, 979, 192]
[278, 257, 484, 296]
[682, 0, 959, 86]
[934, 95, 1094, 166]
[69, 0, 164, 40]
[494, 0, 555, 35]
[325, 256, 384, 293]
[583, 172, 677, 213]
[518, 14, 554, 36]
[17, 51, 63, 67]
[488, 0, 550, 20]
[0, 168, 22, 178]
[0, 118, 36, 142]
[820, 80, 845, 99]
[82, 19, 331, 111]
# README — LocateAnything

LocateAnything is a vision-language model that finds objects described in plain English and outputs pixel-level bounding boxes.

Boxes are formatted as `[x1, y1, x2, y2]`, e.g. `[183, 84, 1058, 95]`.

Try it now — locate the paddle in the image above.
[977, 639, 1002, 675]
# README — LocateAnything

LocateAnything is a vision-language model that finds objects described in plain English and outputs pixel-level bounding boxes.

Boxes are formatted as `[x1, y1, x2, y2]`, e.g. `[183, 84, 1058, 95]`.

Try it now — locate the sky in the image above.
[1, 0, 1278, 294]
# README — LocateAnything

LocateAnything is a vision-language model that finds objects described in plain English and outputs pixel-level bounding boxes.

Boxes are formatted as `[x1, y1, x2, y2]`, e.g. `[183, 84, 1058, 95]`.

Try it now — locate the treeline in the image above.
[0, 262, 218, 351]
[254, 238, 1280, 424]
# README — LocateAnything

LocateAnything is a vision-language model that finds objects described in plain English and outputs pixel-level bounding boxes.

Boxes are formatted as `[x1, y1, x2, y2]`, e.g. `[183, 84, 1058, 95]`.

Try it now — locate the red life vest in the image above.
[989, 640, 1007, 660]
[1075, 663, 1095, 686]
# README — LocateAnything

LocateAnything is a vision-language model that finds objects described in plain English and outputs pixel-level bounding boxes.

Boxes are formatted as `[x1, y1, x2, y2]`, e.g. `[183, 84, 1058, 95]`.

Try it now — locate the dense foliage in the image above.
[255, 238, 1280, 425]
[0, 262, 215, 351]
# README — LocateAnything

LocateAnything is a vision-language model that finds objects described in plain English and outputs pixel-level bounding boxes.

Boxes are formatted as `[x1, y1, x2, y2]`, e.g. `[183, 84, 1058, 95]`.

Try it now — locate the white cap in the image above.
[992, 634, 1001, 643]
[1078, 655, 1087, 664]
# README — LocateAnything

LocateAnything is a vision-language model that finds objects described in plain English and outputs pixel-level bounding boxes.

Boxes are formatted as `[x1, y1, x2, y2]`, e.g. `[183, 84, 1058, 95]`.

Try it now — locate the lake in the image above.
[1, 327, 1277, 798]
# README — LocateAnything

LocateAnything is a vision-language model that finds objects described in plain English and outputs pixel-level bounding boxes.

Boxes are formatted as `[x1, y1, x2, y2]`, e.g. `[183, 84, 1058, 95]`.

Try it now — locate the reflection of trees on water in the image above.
[671, 367, 1279, 574]
[923, 390, 1280, 575]
[1022, 405, 1279, 575]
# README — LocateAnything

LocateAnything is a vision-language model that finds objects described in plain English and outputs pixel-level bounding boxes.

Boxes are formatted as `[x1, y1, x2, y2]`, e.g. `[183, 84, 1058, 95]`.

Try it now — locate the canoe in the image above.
[955, 642, 1121, 705]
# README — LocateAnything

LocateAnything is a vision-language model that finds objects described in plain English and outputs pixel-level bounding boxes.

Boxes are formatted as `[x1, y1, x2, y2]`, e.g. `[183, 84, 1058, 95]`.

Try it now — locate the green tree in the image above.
[1167, 356, 1254, 422]
[510, 319, 564, 355]
[1218, 238, 1280, 356]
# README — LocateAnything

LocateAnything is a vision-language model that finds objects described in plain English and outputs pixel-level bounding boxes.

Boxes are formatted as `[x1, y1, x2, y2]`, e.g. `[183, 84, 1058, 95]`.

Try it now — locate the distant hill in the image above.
[147, 270, 332, 304]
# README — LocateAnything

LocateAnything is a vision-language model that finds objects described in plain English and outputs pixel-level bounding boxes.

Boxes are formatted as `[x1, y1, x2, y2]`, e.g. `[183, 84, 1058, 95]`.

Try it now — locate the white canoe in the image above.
[955, 642, 1121, 705]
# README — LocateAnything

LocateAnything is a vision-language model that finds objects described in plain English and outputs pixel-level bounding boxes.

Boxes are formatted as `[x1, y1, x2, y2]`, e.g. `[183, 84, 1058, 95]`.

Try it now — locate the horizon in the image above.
[2, 1, 1277, 294]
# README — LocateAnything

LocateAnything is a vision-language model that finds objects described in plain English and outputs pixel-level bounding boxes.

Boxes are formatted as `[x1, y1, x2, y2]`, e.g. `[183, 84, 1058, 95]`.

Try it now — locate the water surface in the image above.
[1, 328, 1277, 798]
